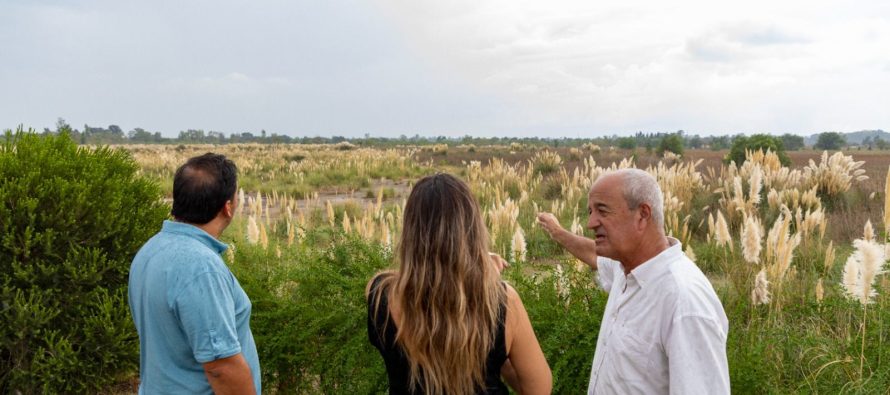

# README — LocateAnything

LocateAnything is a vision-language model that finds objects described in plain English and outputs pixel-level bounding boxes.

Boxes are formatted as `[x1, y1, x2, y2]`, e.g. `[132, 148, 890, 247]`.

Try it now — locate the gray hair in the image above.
[597, 168, 664, 229]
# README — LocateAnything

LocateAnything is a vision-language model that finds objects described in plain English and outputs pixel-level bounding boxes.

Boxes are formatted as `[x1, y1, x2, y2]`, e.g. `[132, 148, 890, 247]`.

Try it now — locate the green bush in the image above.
[230, 231, 389, 393]
[780, 133, 805, 151]
[724, 134, 792, 166]
[504, 265, 606, 393]
[0, 128, 168, 393]
[656, 134, 684, 157]
[617, 137, 636, 150]
[814, 132, 846, 150]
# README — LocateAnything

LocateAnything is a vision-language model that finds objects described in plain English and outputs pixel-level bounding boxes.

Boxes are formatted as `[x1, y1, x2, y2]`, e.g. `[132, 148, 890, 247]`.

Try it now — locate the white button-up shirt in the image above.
[587, 238, 730, 394]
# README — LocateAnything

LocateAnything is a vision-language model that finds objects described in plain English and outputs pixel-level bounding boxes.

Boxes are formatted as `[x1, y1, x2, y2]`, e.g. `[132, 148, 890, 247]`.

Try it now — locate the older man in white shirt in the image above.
[537, 168, 729, 394]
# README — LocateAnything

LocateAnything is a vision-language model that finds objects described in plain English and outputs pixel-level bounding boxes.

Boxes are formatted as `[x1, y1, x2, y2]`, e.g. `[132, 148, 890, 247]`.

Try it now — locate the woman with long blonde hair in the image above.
[366, 173, 551, 395]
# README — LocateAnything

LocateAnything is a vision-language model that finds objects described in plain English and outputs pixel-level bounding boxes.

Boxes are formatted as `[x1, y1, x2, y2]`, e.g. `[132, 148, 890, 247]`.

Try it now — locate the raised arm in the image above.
[536, 212, 598, 270]
[502, 284, 552, 394]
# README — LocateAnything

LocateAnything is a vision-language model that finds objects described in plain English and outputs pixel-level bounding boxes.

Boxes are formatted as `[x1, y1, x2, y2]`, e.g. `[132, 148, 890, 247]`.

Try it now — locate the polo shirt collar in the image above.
[628, 237, 682, 289]
[161, 220, 229, 254]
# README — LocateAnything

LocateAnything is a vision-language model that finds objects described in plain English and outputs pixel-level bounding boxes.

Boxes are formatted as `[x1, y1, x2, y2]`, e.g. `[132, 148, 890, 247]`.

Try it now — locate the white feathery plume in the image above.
[715, 211, 733, 251]
[856, 239, 885, 305]
[685, 244, 697, 263]
[752, 269, 771, 305]
[247, 215, 259, 245]
[842, 254, 861, 301]
[342, 213, 352, 233]
[749, 166, 763, 205]
[570, 215, 584, 235]
[511, 226, 527, 262]
[326, 200, 336, 227]
[706, 213, 715, 242]
[824, 241, 836, 272]
[741, 215, 763, 264]
[226, 243, 236, 264]
[381, 221, 392, 250]
[767, 188, 780, 210]
[259, 221, 268, 249]
[841, 239, 886, 305]
[237, 188, 245, 216]
[815, 278, 824, 304]
[554, 264, 570, 303]
[884, 165, 890, 235]
[863, 220, 875, 242]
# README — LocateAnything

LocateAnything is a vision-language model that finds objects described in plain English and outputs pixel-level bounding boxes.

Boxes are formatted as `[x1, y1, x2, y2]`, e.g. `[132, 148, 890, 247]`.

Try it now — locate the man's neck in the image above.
[621, 234, 671, 275]
[179, 218, 225, 239]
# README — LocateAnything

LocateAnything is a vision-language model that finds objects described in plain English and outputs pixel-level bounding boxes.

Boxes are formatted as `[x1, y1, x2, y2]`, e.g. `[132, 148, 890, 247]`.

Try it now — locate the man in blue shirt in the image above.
[129, 153, 260, 394]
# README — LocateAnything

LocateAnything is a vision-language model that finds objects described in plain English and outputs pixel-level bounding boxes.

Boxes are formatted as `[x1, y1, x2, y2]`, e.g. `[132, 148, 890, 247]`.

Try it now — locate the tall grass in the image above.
[125, 144, 890, 392]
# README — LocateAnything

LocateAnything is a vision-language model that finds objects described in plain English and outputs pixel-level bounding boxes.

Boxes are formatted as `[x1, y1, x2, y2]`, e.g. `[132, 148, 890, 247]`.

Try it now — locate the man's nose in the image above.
[587, 214, 599, 229]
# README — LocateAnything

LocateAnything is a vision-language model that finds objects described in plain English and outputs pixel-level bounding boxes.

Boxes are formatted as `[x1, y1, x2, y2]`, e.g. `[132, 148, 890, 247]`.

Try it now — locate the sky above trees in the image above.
[1, 0, 888, 137]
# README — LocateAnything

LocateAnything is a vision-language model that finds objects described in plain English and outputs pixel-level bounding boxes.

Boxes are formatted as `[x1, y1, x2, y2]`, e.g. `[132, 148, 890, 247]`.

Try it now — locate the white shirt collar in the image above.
[625, 237, 681, 289]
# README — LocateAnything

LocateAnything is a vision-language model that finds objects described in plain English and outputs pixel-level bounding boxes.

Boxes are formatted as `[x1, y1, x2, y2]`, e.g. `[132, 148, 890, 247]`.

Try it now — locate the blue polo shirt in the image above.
[128, 220, 261, 394]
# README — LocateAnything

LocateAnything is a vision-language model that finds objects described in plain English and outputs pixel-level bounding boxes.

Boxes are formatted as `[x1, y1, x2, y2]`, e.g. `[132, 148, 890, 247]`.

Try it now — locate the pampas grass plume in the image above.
[863, 220, 875, 242]
[752, 269, 770, 305]
[824, 241, 836, 272]
[857, 239, 885, 305]
[741, 215, 762, 264]
[816, 278, 824, 304]
[237, 188, 245, 216]
[259, 221, 269, 249]
[571, 215, 584, 235]
[247, 215, 260, 245]
[884, 165, 890, 234]
[685, 244, 697, 263]
[326, 200, 336, 227]
[841, 239, 886, 304]
[749, 166, 763, 205]
[342, 213, 352, 233]
[715, 211, 733, 251]
[511, 226, 527, 262]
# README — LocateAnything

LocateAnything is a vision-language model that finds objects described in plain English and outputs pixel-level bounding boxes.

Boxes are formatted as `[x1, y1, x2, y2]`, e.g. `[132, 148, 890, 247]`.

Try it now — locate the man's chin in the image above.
[595, 247, 616, 260]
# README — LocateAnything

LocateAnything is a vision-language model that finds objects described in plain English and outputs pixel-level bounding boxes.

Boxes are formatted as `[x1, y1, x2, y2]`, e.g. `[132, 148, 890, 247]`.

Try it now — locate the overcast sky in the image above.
[1, 0, 888, 138]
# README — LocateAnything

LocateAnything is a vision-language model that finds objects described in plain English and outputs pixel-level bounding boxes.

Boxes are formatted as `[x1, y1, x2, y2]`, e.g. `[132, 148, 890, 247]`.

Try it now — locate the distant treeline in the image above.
[26, 118, 888, 151]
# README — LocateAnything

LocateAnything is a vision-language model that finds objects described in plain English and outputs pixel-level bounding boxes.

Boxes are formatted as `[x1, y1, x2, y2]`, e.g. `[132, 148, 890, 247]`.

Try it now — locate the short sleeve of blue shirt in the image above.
[174, 272, 242, 363]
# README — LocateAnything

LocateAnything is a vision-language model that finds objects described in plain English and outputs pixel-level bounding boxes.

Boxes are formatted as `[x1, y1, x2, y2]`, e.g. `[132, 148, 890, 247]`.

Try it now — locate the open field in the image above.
[126, 144, 890, 246]
[111, 143, 890, 393]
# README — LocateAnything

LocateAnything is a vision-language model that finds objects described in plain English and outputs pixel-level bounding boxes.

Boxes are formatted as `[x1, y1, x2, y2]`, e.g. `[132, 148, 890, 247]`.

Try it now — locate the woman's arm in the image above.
[500, 359, 520, 391]
[503, 284, 552, 394]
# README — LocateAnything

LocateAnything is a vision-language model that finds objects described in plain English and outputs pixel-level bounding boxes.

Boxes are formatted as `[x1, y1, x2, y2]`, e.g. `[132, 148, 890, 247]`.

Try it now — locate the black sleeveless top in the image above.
[367, 275, 509, 395]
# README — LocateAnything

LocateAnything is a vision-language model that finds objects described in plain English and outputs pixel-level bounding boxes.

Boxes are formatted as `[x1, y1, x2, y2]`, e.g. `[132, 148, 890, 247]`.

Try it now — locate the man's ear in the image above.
[637, 203, 652, 230]
[223, 199, 236, 219]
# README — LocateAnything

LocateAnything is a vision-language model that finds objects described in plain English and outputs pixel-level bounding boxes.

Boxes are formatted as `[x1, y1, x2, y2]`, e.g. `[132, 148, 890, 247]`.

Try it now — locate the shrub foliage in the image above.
[656, 133, 684, 157]
[815, 131, 847, 150]
[0, 129, 168, 393]
[725, 134, 792, 166]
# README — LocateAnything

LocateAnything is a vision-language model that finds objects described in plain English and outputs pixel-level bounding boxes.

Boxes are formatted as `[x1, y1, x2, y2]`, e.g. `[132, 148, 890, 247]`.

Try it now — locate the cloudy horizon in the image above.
[1, 0, 888, 138]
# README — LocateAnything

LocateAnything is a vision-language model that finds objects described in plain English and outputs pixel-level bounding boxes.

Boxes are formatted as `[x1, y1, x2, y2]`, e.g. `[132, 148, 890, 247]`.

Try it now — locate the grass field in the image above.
[115, 144, 890, 393]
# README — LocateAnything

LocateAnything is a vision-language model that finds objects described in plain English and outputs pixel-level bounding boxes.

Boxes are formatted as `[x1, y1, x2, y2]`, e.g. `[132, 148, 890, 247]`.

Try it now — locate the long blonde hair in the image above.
[373, 173, 505, 395]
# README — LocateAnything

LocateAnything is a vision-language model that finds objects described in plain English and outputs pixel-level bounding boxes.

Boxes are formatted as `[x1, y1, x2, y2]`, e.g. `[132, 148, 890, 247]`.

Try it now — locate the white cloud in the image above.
[0, 0, 887, 136]
[373, 0, 890, 135]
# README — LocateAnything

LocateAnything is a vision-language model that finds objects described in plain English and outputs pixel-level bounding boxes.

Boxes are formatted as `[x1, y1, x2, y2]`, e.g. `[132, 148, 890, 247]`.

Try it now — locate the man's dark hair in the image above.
[171, 153, 238, 224]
